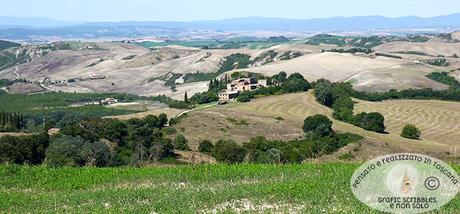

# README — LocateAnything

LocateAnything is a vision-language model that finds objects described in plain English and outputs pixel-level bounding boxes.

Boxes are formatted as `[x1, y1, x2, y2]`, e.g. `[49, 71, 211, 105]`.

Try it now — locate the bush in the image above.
[303, 114, 334, 137]
[212, 140, 245, 163]
[237, 92, 254, 102]
[174, 135, 190, 151]
[353, 112, 386, 133]
[0, 133, 49, 165]
[162, 127, 177, 135]
[190, 91, 218, 104]
[198, 140, 214, 154]
[46, 136, 85, 167]
[81, 141, 111, 167]
[401, 124, 421, 140]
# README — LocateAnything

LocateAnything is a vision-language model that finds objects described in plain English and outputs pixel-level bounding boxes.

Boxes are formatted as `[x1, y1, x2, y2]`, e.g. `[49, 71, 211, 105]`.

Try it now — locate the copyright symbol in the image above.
[425, 176, 440, 190]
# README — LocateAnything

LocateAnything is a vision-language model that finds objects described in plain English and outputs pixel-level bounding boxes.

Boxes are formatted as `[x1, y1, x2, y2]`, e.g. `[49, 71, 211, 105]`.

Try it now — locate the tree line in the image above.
[198, 114, 362, 163]
[314, 79, 386, 133]
[350, 72, 460, 102]
[0, 114, 182, 167]
[0, 112, 364, 166]
[237, 72, 312, 102]
[0, 111, 26, 132]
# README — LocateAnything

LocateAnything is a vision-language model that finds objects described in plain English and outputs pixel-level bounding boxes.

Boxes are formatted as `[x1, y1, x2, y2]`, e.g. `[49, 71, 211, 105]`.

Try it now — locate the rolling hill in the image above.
[0, 40, 455, 97]
[173, 92, 456, 161]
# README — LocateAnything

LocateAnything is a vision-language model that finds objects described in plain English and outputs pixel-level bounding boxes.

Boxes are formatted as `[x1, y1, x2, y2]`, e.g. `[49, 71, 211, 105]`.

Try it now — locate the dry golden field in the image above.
[355, 99, 460, 147]
[174, 92, 458, 161]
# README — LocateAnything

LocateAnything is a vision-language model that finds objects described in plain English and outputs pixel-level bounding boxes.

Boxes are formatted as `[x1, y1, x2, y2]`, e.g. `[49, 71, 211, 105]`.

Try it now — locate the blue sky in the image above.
[1, 0, 460, 21]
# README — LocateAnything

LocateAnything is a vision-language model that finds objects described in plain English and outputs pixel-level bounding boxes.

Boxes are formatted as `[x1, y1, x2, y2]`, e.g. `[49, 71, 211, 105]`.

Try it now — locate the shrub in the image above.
[212, 140, 245, 163]
[198, 140, 214, 154]
[162, 127, 177, 135]
[303, 114, 334, 137]
[237, 92, 254, 102]
[190, 91, 218, 104]
[401, 124, 421, 140]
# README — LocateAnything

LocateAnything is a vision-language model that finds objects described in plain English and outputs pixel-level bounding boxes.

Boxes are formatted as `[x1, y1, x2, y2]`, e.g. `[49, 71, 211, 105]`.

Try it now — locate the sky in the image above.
[1, 0, 460, 22]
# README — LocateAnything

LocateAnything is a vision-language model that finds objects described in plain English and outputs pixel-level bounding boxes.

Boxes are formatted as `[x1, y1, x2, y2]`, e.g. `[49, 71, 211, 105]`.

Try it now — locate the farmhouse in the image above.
[47, 128, 60, 136]
[100, 98, 118, 105]
[89, 74, 106, 80]
[219, 77, 267, 101]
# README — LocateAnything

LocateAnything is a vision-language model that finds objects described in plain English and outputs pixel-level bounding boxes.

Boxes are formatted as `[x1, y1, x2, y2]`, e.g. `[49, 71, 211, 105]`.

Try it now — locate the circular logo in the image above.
[351, 153, 459, 214]
[424, 177, 440, 191]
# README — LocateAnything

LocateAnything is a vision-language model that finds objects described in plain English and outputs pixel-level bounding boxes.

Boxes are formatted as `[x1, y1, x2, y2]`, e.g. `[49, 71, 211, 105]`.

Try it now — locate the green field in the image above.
[0, 164, 459, 213]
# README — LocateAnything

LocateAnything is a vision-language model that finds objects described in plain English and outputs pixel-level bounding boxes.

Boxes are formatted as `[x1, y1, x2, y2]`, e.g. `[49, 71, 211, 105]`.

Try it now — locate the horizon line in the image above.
[1, 12, 459, 24]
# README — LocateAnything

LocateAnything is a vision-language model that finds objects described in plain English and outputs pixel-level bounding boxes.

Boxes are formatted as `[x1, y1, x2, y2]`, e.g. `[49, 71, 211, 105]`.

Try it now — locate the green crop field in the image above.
[0, 164, 459, 213]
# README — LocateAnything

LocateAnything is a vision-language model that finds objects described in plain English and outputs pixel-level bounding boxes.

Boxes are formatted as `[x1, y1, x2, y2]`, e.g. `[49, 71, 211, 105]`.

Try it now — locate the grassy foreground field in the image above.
[1, 164, 458, 213]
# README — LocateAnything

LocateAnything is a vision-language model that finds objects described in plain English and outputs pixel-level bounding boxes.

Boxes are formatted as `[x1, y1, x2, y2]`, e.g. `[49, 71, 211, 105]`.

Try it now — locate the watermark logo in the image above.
[351, 153, 459, 213]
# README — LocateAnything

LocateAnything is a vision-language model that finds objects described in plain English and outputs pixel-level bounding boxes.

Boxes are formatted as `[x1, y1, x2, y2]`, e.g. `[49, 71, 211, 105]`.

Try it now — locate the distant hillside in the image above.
[1, 14, 460, 40]
[305, 34, 431, 48]
[0, 40, 20, 50]
[0, 16, 82, 28]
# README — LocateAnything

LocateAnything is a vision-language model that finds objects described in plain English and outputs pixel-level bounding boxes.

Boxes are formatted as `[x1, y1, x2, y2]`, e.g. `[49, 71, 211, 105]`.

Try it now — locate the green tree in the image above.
[174, 134, 190, 151]
[0, 132, 49, 165]
[45, 135, 85, 167]
[157, 113, 168, 128]
[332, 97, 355, 122]
[314, 79, 334, 107]
[198, 140, 214, 154]
[354, 112, 386, 133]
[103, 120, 128, 143]
[276, 71, 287, 84]
[212, 140, 245, 163]
[401, 124, 421, 140]
[81, 141, 111, 167]
[282, 73, 311, 92]
[184, 91, 189, 103]
[303, 114, 334, 137]
[231, 72, 243, 80]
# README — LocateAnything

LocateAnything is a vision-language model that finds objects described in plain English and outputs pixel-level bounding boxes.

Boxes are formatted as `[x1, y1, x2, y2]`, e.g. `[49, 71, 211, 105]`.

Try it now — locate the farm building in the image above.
[219, 90, 240, 101]
[219, 77, 267, 102]
[100, 98, 118, 105]
[47, 128, 60, 136]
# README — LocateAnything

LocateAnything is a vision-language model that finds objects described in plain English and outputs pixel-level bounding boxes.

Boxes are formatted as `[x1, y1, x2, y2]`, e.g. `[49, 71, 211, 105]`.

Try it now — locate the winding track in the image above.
[13, 67, 19, 80]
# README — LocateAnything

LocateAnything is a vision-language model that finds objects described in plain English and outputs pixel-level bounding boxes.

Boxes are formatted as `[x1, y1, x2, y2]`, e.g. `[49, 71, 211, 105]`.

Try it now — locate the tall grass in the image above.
[0, 164, 458, 213]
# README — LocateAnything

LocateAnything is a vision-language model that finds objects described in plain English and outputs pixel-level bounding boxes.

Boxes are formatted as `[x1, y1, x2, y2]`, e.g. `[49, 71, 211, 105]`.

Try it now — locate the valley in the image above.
[1, 33, 460, 163]
[2, 6, 460, 213]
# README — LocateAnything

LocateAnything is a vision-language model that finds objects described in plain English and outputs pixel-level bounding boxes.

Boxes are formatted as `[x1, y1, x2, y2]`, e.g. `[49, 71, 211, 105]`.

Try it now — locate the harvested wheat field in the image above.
[375, 41, 460, 57]
[175, 92, 456, 161]
[355, 99, 460, 147]
[230, 52, 447, 92]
